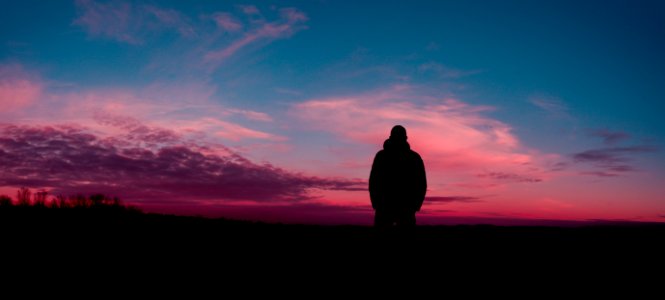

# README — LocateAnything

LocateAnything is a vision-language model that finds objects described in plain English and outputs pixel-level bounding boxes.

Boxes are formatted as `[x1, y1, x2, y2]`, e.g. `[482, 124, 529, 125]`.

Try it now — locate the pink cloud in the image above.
[212, 12, 243, 32]
[63, 88, 281, 143]
[238, 5, 261, 16]
[293, 86, 534, 166]
[0, 65, 42, 112]
[290, 85, 562, 200]
[204, 32, 262, 63]
[0, 123, 363, 204]
[144, 5, 196, 37]
[73, 0, 195, 44]
[0, 65, 282, 148]
[73, 0, 140, 44]
[280, 7, 308, 23]
[205, 118, 284, 141]
[204, 8, 308, 67]
[225, 108, 273, 122]
[0, 79, 42, 112]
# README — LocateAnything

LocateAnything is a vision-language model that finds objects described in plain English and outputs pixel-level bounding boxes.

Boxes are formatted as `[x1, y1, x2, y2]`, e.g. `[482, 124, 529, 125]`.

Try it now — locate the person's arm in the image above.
[414, 154, 427, 211]
[369, 151, 384, 210]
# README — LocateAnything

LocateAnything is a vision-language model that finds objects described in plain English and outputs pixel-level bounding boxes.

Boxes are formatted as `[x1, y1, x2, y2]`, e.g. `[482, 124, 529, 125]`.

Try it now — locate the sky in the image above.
[1, 0, 664, 225]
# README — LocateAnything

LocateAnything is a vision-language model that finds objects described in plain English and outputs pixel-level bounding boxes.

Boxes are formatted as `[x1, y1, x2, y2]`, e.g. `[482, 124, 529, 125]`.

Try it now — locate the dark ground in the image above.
[3, 205, 664, 253]
[3, 205, 665, 284]
[3, 206, 658, 282]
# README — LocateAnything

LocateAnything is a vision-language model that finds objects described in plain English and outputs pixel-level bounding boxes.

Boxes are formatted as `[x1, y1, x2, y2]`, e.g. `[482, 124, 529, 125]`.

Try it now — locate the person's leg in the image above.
[395, 211, 416, 228]
[374, 210, 394, 228]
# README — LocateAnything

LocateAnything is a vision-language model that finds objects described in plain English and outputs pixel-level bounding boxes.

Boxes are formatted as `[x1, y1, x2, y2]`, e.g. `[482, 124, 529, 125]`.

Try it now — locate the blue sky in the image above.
[4, 1, 664, 144]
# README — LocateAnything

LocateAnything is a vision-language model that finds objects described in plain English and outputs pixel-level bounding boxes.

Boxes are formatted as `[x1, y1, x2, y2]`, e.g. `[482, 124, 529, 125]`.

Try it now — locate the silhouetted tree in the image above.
[71, 194, 89, 208]
[1, 186, 132, 214]
[0, 195, 12, 206]
[33, 190, 48, 207]
[49, 196, 59, 208]
[56, 194, 68, 208]
[90, 194, 105, 206]
[17, 187, 31, 206]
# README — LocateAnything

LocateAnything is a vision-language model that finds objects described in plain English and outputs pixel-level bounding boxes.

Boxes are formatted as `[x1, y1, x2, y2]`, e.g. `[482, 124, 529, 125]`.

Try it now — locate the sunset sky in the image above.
[1, 0, 664, 225]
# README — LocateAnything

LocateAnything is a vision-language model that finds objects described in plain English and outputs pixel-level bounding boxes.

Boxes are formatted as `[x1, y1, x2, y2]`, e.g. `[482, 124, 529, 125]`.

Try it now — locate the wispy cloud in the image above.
[418, 61, 481, 79]
[573, 146, 658, 177]
[589, 128, 630, 146]
[73, 0, 139, 44]
[203, 7, 308, 69]
[477, 172, 542, 183]
[212, 12, 243, 32]
[144, 5, 196, 37]
[73, 0, 195, 44]
[225, 108, 273, 122]
[206, 118, 284, 141]
[578, 171, 621, 177]
[238, 5, 261, 16]
[573, 146, 657, 164]
[73, 1, 309, 78]
[529, 96, 571, 118]
[425, 196, 483, 203]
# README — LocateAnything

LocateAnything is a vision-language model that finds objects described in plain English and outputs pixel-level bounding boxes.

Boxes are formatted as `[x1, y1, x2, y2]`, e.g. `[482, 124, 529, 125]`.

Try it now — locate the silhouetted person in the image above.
[369, 125, 427, 229]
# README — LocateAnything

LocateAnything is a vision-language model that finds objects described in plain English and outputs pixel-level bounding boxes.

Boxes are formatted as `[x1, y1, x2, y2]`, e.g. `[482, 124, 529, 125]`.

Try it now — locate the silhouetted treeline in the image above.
[0, 187, 132, 210]
[0, 187, 148, 234]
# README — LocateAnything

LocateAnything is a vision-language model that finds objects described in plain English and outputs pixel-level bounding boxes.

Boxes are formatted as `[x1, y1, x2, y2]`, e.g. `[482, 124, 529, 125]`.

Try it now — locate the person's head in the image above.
[390, 125, 407, 141]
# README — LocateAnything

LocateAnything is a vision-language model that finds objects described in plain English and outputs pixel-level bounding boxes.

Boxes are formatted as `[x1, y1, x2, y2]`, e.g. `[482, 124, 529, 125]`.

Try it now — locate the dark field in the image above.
[3, 203, 664, 254]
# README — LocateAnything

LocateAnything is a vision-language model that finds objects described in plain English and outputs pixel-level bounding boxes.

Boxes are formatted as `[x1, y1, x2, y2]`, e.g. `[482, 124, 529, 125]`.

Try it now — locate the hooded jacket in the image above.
[369, 138, 427, 212]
